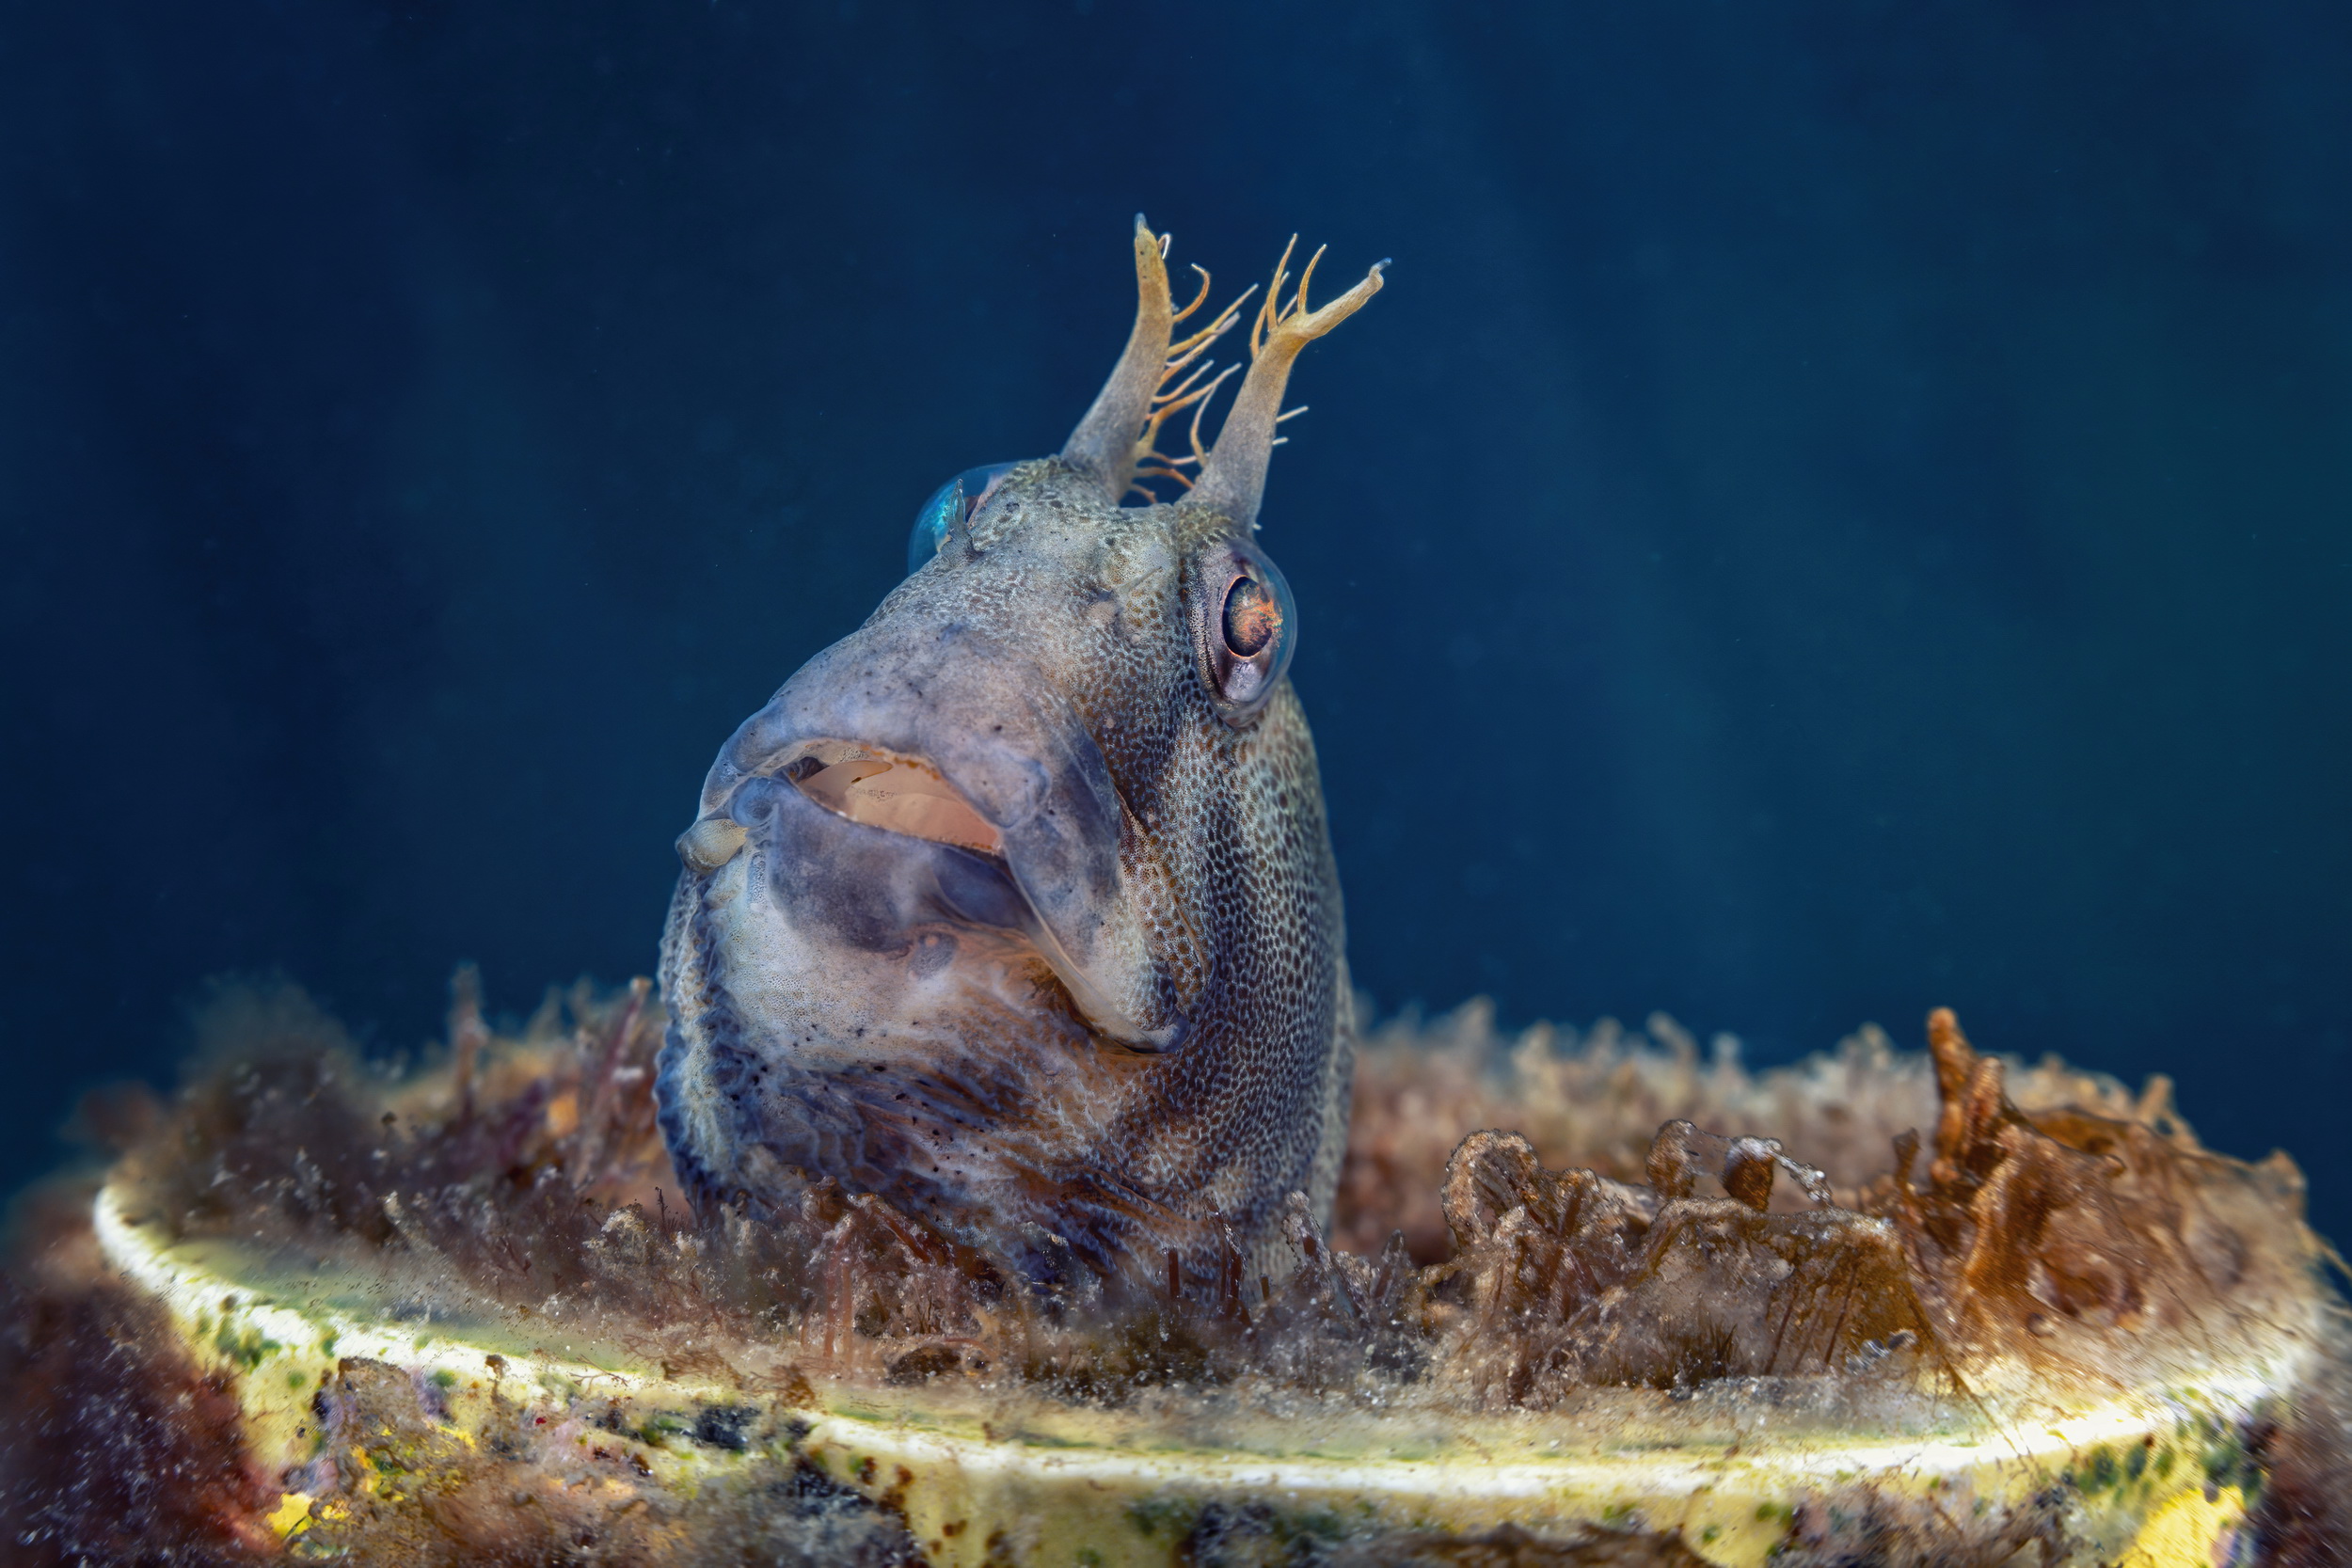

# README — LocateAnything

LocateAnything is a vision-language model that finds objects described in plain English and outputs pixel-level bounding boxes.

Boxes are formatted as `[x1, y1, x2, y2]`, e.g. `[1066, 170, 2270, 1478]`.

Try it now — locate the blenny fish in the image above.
[656, 221, 1383, 1287]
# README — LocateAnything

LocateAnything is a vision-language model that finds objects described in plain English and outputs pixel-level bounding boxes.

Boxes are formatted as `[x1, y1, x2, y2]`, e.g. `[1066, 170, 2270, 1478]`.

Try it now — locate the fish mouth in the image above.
[779, 740, 1006, 860]
[720, 734, 1183, 1053]
[683, 618, 1189, 1053]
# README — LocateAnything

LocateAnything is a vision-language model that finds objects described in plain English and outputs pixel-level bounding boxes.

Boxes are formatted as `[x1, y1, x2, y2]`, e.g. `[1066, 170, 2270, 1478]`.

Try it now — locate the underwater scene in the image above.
[4, 5, 2349, 1564]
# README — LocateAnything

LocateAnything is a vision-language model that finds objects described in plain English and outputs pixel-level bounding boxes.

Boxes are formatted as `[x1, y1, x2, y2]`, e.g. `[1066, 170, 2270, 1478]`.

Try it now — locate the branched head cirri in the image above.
[657, 220, 1384, 1291]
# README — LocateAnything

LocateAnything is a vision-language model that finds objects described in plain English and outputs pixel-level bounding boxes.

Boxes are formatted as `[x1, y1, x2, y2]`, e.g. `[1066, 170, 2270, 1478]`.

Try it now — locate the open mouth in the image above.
[767, 736, 1180, 1052]
[781, 740, 1005, 858]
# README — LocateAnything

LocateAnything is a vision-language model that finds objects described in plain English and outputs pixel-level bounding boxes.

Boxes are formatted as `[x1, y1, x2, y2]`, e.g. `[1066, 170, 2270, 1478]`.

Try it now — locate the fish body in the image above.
[655, 223, 1381, 1287]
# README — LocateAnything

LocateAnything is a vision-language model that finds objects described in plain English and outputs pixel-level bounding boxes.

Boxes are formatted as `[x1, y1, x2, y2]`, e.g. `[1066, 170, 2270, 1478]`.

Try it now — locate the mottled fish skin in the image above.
[655, 223, 1380, 1290]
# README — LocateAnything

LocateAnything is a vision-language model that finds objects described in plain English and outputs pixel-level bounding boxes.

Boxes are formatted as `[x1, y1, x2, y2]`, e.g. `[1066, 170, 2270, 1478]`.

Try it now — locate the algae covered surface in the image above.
[3, 979, 2346, 1564]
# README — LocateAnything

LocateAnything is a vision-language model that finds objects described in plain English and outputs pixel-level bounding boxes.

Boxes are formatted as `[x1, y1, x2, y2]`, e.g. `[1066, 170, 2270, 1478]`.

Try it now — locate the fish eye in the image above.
[906, 462, 1019, 575]
[1222, 578, 1279, 657]
[1194, 543, 1296, 719]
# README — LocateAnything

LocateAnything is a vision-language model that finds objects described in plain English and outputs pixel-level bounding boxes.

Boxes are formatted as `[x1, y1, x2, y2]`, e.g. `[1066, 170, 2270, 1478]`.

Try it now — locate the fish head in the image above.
[656, 220, 1382, 1287]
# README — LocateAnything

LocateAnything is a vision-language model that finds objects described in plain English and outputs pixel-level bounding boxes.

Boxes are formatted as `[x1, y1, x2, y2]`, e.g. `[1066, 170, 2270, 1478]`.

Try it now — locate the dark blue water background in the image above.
[4, 5, 2347, 1239]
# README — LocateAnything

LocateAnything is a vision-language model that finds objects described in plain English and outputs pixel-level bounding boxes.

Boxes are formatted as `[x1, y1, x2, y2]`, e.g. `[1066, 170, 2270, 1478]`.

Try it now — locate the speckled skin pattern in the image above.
[655, 460, 1353, 1289]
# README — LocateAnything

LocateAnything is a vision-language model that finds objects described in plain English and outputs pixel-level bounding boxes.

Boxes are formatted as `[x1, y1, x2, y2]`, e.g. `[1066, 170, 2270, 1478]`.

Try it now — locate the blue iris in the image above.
[907, 462, 1020, 576]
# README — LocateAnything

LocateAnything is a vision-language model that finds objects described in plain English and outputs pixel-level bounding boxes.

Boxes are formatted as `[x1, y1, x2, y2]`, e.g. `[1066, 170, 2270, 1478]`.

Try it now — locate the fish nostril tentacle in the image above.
[676, 816, 749, 874]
